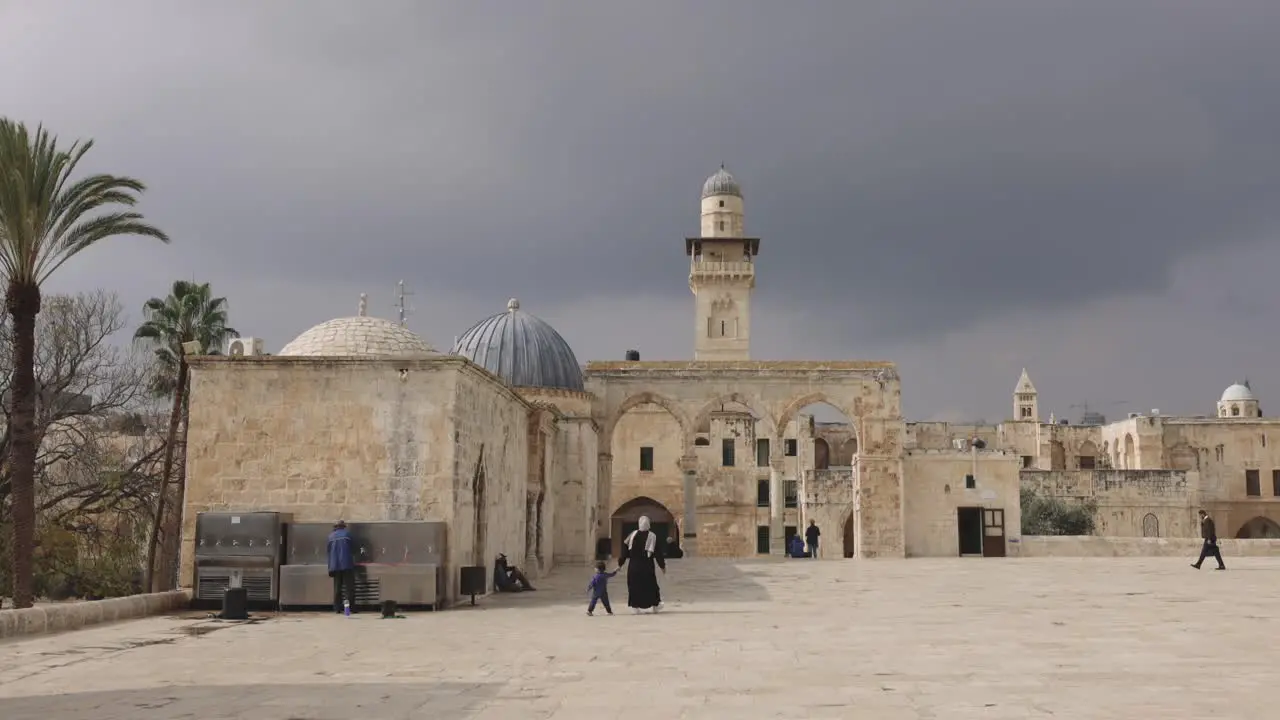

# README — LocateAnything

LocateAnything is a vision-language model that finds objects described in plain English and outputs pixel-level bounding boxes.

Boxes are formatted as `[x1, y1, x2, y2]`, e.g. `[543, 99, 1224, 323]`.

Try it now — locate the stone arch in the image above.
[776, 392, 858, 444]
[1078, 440, 1098, 469]
[1168, 443, 1198, 471]
[841, 510, 856, 558]
[604, 391, 693, 454]
[1123, 434, 1135, 469]
[1235, 516, 1280, 539]
[689, 392, 778, 443]
[610, 496, 678, 558]
[1049, 440, 1066, 470]
[1141, 513, 1159, 537]
[833, 438, 859, 466]
[814, 438, 831, 470]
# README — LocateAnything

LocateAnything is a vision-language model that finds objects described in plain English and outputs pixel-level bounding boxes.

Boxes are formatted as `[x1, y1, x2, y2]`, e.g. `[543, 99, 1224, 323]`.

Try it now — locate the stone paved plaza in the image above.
[1, 557, 1277, 718]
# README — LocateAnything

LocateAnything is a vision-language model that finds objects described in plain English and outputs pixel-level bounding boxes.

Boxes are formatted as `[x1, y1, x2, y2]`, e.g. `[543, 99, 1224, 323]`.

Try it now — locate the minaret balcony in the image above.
[689, 260, 756, 281]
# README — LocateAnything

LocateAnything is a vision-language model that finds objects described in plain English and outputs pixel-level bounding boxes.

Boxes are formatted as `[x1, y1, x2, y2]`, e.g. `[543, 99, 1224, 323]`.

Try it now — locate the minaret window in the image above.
[719, 200, 725, 207]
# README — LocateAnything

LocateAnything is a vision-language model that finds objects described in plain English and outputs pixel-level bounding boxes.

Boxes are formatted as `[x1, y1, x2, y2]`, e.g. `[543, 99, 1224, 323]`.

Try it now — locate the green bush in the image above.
[0, 521, 144, 602]
[1021, 487, 1097, 536]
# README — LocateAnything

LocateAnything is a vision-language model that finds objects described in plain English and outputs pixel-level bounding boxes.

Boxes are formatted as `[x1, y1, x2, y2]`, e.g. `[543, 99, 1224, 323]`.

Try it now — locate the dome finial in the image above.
[507, 298, 520, 311]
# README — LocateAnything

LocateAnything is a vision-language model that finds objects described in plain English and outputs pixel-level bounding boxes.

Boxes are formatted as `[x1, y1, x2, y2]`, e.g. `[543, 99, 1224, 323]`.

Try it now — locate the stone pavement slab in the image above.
[0, 557, 1276, 719]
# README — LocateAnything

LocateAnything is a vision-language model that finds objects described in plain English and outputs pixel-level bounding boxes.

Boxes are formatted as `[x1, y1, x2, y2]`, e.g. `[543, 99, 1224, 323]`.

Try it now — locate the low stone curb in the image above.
[0, 589, 191, 640]
[1013, 536, 1280, 558]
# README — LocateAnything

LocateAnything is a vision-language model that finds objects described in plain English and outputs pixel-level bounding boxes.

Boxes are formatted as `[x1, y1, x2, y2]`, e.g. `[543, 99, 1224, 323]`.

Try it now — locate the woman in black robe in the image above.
[618, 515, 665, 613]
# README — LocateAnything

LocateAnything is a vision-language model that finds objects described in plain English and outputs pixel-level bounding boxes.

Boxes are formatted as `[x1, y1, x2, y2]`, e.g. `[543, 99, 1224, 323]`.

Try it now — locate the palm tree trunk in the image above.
[5, 280, 42, 609]
[157, 395, 191, 590]
[145, 356, 187, 593]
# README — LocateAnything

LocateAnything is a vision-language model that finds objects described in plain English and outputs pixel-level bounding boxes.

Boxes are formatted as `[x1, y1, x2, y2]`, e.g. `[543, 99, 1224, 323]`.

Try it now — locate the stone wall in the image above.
[181, 356, 532, 605]
[1021, 469, 1198, 538]
[1013, 535, 1280, 557]
[0, 590, 189, 640]
[903, 449, 1021, 557]
[438, 364, 529, 599]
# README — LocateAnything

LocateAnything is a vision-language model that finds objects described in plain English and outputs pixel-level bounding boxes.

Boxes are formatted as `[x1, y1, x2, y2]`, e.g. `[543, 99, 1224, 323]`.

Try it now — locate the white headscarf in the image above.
[626, 515, 658, 556]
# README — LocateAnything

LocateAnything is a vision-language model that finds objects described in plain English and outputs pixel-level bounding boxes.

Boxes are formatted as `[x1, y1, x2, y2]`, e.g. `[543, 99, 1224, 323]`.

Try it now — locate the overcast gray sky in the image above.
[4, 1, 1280, 422]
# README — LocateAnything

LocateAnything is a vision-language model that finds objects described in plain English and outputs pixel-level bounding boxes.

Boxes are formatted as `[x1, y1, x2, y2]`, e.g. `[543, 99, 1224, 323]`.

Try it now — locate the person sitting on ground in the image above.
[787, 534, 808, 558]
[493, 553, 536, 592]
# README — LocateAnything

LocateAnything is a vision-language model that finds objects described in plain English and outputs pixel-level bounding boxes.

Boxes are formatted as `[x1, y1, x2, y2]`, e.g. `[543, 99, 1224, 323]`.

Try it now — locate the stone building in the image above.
[915, 371, 1280, 543]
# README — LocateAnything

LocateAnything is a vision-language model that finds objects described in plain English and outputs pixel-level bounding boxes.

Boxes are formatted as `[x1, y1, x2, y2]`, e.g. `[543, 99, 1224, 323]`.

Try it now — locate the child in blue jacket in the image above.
[587, 561, 618, 616]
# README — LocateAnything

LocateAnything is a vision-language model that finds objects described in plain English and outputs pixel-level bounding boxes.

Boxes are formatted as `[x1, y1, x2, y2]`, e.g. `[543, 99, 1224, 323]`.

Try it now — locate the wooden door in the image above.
[982, 508, 1006, 557]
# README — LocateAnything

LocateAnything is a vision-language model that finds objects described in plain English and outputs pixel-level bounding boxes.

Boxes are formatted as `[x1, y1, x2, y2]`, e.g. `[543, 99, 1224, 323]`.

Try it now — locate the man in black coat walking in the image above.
[1191, 510, 1226, 570]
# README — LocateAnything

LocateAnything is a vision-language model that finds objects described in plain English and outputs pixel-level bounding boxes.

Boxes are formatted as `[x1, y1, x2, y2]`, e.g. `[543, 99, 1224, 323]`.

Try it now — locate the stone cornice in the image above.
[585, 360, 898, 380]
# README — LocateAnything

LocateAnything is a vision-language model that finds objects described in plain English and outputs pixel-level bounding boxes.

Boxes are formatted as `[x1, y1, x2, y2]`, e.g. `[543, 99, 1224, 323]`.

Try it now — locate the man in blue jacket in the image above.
[327, 520, 357, 613]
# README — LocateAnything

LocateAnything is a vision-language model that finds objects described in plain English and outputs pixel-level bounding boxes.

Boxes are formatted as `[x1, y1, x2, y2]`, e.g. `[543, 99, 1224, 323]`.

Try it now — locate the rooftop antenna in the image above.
[358, 293, 368, 317]
[394, 280, 413, 327]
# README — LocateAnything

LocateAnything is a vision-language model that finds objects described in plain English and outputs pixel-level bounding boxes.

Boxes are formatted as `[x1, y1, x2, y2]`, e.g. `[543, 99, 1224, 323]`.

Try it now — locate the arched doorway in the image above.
[611, 496, 677, 559]
[842, 513, 855, 558]
[1235, 516, 1280, 539]
[814, 438, 830, 470]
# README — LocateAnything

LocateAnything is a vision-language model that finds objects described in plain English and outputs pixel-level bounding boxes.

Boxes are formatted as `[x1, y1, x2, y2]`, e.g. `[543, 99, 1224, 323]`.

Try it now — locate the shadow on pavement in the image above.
[1, 682, 502, 720]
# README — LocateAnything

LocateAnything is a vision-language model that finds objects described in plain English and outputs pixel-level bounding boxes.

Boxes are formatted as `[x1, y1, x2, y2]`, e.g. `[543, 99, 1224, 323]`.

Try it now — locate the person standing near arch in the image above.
[618, 515, 666, 613]
[805, 520, 821, 559]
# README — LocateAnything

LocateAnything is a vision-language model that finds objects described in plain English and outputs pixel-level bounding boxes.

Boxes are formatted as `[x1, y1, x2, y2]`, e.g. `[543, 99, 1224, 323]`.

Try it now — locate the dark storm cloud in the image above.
[5, 0, 1280, 352]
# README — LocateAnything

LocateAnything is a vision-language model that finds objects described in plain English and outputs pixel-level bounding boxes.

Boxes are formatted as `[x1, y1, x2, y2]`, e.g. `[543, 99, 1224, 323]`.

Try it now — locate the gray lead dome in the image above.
[701, 165, 742, 199]
[451, 298, 585, 392]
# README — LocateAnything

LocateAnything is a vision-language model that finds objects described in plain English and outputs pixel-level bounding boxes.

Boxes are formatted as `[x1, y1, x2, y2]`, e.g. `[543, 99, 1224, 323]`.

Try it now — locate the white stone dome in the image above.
[1221, 383, 1256, 403]
[279, 316, 436, 357]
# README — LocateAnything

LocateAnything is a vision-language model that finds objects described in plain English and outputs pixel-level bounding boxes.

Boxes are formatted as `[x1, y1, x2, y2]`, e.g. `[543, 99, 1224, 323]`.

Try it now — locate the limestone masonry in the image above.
[180, 167, 1280, 606]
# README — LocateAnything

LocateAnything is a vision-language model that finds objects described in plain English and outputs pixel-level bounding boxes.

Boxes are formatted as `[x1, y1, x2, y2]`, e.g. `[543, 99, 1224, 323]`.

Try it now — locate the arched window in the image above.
[1232, 404, 1240, 416]
[1141, 513, 1159, 538]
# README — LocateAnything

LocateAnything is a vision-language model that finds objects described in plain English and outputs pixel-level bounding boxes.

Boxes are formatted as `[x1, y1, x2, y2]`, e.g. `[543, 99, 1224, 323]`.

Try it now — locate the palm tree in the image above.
[0, 120, 168, 608]
[134, 281, 237, 591]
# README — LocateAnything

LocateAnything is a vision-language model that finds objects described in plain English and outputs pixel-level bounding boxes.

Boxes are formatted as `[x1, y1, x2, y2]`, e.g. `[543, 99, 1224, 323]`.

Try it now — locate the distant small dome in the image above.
[451, 299, 584, 391]
[1221, 383, 1256, 403]
[701, 165, 742, 199]
[279, 317, 436, 357]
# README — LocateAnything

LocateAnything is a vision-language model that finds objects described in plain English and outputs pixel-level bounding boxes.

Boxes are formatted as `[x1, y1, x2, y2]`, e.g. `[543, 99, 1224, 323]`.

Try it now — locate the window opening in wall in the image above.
[718, 220, 725, 231]
[1232, 404, 1240, 416]
[1215, 445, 1225, 462]
[756, 525, 770, 554]
[757, 479, 769, 507]
[785, 439, 798, 456]
[1263, 434, 1268, 448]
[1021, 455, 1033, 469]
[719, 200, 725, 207]
[1078, 455, 1096, 470]
[639, 446, 654, 473]
[784, 480, 798, 508]
[965, 474, 976, 490]
[1246, 469, 1261, 497]
[1020, 406, 1032, 419]
[694, 436, 710, 446]
[722, 438, 735, 467]
[1142, 513, 1159, 537]
[720, 320, 726, 336]
[1273, 469, 1280, 496]
[756, 438, 770, 467]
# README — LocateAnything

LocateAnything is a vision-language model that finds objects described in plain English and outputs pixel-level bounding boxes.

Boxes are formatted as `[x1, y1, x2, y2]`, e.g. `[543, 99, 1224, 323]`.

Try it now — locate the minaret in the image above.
[1013, 368, 1039, 422]
[686, 165, 760, 361]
